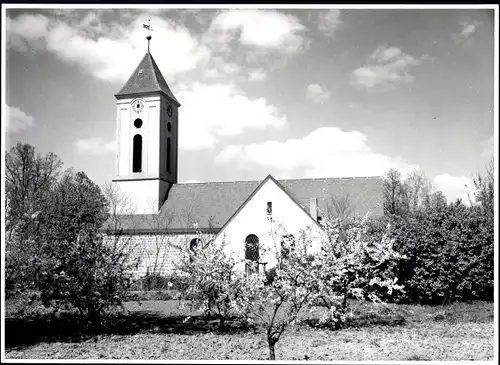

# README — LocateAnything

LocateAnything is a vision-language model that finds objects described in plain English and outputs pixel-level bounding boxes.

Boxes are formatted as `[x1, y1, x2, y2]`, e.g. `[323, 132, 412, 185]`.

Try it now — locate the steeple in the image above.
[112, 21, 180, 214]
[115, 52, 180, 105]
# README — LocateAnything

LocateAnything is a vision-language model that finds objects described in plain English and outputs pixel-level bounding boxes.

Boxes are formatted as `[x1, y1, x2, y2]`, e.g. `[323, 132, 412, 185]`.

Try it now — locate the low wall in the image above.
[105, 232, 214, 279]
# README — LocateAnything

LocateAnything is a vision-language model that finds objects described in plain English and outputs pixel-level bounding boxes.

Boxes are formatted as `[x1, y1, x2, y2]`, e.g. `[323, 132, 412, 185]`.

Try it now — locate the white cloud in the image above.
[6, 105, 34, 133]
[248, 69, 267, 82]
[480, 135, 494, 160]
[202, 57, 243, 80]
[433, 173, 475, 204]
[205, 9, 307, 54]
[350, 44, 430, 90]
[306, 83, 331, 103]
[7, 12, 211, 83]
[177, 82, 287, 150]
[215, 126, 418, 178]
[76, 137, 116, 155]
[453, 20, 482, 44]
[317, 9, 342, 37]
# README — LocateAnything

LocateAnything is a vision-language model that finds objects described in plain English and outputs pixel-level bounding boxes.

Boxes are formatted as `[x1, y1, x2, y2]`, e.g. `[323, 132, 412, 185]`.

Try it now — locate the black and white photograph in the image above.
[2, 4, 497, 362]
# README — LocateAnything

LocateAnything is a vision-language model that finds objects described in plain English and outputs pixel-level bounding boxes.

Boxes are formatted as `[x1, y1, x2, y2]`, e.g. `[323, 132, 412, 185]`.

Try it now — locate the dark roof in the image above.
[115, 52, 180, 105]
[106, 175, 383, 233]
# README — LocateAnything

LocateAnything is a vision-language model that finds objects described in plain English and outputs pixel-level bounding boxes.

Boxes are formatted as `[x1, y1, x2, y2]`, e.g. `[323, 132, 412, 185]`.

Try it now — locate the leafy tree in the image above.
[34, 170, 137, 327]
[39, 169, 109, 244]
[5, 142, 63, 295]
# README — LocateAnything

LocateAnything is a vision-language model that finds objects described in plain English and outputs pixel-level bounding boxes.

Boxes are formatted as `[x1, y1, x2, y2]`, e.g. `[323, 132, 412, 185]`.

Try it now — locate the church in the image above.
[108, 34, 384, 277]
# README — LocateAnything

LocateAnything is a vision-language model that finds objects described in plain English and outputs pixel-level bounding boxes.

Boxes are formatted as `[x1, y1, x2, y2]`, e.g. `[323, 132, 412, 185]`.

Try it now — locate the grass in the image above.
[4, 298, 495, 361]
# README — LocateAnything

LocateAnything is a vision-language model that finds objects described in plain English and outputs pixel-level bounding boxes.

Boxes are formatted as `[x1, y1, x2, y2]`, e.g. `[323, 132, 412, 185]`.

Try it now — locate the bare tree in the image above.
[141, 199, 177, 289]
[383, 168, 407, 216]
[5, 142, 63, 229]
[404, 170, 434, 212]
[326, 191, 356, 225]
[101, 182, 142, 283]
[471, 157, 494, 213]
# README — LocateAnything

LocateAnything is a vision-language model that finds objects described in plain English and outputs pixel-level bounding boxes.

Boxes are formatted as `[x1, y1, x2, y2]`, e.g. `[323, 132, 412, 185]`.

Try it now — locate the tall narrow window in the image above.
[245, 234, 260, 274]
[267, 201, 272, 215]
[166, 137, 171, 173]
[132, 134, 142, 173]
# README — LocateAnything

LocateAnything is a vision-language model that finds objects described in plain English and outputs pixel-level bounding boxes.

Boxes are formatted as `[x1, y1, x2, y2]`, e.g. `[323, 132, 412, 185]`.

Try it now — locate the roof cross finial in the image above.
[143, 18, 153, 53]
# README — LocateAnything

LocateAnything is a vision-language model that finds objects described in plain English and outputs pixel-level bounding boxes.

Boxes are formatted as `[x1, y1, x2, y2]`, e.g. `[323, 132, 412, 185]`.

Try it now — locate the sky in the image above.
[3, 6, 497, 204]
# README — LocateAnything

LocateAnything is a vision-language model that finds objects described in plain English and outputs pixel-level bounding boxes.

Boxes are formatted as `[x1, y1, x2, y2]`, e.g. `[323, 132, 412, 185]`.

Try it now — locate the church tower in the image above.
[112, 32, 180, 214]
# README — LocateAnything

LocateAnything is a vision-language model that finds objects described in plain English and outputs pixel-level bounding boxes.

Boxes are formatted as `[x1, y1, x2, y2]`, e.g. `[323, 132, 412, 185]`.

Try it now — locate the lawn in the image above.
[4, 298, 495, 361]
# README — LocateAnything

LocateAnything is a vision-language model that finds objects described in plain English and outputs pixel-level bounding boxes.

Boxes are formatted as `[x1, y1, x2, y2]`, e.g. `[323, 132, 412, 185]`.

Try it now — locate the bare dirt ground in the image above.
[4, 299, 495, 361]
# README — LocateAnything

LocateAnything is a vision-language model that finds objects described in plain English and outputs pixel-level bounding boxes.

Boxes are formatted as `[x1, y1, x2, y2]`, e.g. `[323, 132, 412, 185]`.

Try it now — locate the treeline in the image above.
[373, 167, 494, 304]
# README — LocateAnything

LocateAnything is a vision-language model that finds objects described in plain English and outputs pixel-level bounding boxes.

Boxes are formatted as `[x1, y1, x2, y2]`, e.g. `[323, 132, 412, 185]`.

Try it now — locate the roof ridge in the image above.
[177, 179, 261, 186]
[278, 176, 383, 181]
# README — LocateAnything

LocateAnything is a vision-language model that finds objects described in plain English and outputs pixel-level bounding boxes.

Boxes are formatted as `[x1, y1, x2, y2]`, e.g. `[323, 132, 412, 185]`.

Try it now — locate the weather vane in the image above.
[143, 18, 153, 53]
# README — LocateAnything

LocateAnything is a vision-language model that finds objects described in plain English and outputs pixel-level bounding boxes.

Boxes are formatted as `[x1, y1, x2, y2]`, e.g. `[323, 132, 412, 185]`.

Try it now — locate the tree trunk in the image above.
[219, 316, 225, 331]
[268, 341, 276, 360]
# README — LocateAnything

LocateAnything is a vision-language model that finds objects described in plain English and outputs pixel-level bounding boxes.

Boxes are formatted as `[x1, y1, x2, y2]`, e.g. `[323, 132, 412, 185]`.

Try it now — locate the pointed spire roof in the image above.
[115, 52, 180, 105]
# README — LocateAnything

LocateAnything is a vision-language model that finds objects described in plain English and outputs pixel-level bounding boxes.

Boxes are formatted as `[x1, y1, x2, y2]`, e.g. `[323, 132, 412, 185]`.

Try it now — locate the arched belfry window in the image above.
[245, 234, 260, 274]
[132, 134, 142, 173]
[166, 137, 171, 173]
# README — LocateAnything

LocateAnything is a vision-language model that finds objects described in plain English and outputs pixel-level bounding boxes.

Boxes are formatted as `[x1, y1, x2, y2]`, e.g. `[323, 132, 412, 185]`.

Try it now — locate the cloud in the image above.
[433, 173, 475, 204]
[205, 9, 307, 54]
[480, 135, 494, 160]
[177, 82, 287, 150]
[317, 9, 342, 37]
[215, 126, 418, 178]
[453, 20, 482, 44]
[6, 105, 34, 133]
[76, 137, 116, 155]
[248, 69, 267, 82]
[7, 10, 303, 87]
[350, 44, 431, 90]
[306, 83, 332, 103]
[7, 12, 211, 83]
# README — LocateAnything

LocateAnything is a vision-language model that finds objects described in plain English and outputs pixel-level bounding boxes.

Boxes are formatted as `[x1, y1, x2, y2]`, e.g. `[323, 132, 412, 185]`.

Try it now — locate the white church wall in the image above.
[215, 178, 325, 272]
[112, 179, 164, 214]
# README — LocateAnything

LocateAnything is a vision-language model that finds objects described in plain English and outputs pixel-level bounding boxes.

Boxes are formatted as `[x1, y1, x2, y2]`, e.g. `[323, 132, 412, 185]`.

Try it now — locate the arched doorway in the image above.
[245, 234, 260, 274]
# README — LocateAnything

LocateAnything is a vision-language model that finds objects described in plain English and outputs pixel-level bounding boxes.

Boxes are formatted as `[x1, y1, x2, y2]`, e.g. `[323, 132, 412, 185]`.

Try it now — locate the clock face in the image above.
[133, 100, 145, 114]
[167, 105, 173, 117]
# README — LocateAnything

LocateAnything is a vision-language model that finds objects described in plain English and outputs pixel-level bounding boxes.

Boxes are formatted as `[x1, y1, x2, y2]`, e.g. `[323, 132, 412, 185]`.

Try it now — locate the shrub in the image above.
[388, 200, 494, 304]
[36, 231, 136, 329]
[173, 239, 246, 330]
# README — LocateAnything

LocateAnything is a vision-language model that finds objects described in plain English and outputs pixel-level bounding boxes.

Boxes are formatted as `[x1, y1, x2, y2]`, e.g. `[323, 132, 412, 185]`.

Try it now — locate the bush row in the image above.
[371, 200, 493, 304]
